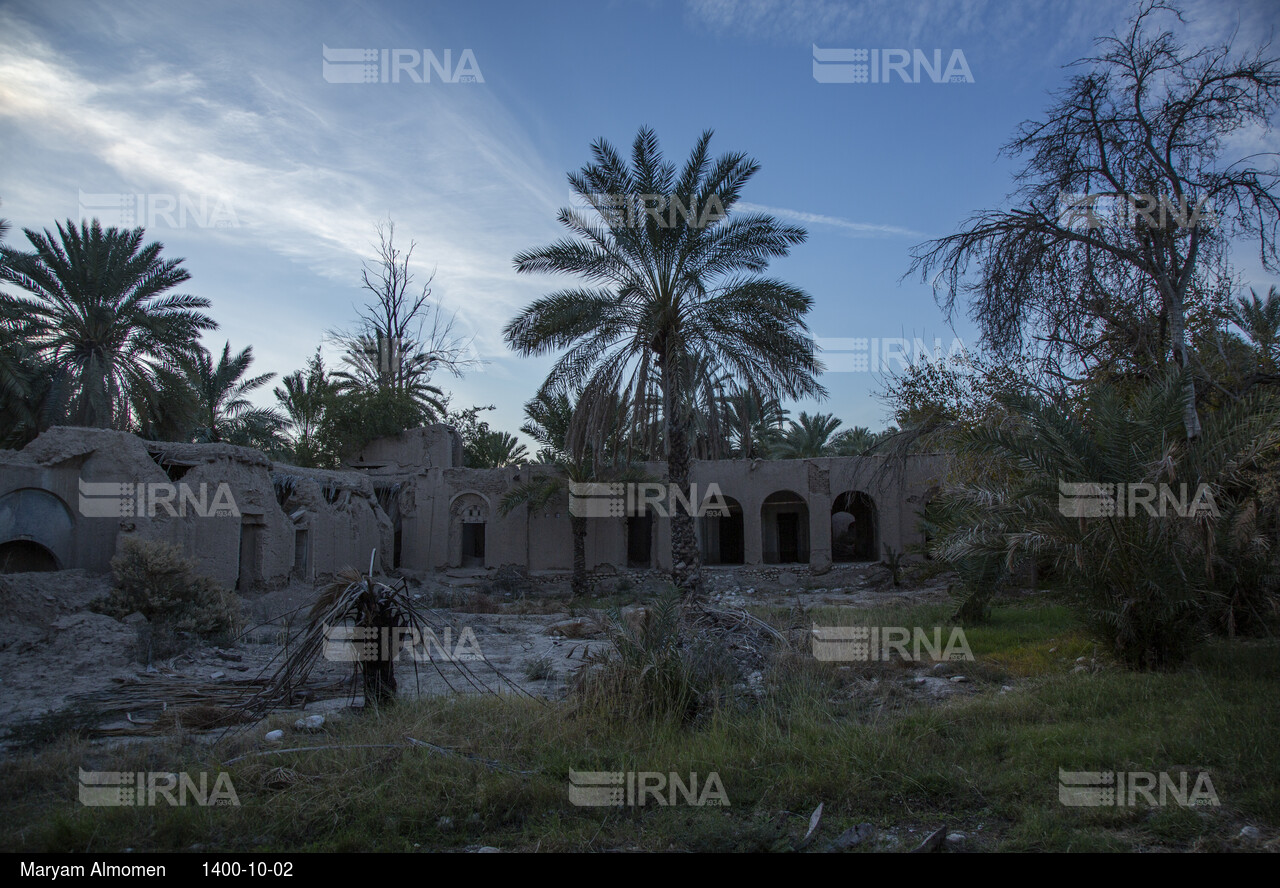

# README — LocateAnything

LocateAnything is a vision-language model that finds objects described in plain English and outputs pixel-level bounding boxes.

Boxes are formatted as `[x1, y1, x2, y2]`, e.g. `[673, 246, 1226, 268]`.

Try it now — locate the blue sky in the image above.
[1, 0, 1276, 443]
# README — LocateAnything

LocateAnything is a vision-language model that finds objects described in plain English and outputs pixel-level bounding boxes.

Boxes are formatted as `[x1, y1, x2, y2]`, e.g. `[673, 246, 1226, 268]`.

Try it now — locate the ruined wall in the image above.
[0, 428, 395, 593]
[0, 428, 171, 573]
[2, 425, 948, 587]
[345, 425, 462, 472]
[376, 443, 948, 573]
[271, 465, 393, 579]
[141, 441, 292, 590]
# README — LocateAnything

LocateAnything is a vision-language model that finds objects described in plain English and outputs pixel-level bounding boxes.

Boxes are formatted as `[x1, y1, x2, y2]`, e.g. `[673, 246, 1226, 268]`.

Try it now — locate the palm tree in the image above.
[500, 391, 642, 598]
[330, 330, 448, 420]
[830, 425, 884, 456]
[275, 349, 334, 466]
[467, 429, 529, 468]
[925, 370, 1280, 669]
[722, 385, 788, 459]
[183, 341, 284, 449]
[0, 208, 49, 446]
[0, 219, 215, 430]
[769, 411, 843, 458]
[504, 127, 825, 596]
[1230, 286, 1280, 373]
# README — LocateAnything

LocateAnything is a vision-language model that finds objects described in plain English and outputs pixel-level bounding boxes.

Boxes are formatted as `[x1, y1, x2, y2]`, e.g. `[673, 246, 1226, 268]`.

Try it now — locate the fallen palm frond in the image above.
[61, 672, 349, 737]
[61, 559, 537, 739]
[230, 562, 536, 731]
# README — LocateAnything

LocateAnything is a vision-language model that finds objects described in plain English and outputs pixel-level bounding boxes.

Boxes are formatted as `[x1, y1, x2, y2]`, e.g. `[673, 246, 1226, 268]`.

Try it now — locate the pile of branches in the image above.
[233, 563, 533, 726]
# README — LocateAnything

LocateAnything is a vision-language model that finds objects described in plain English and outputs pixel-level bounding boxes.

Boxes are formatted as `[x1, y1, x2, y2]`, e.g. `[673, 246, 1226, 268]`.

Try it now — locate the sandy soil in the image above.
[0, 562, 960, 750]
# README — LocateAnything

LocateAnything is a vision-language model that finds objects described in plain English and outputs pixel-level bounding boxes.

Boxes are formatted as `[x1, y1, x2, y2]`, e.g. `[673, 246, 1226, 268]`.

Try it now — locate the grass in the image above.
[1, 603, 1276, 853]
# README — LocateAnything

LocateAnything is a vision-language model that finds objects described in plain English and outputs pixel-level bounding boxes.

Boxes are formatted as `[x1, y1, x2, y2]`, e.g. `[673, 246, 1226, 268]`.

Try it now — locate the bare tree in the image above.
[329, 220, 478, 416]
[909, 1, 1280, 439]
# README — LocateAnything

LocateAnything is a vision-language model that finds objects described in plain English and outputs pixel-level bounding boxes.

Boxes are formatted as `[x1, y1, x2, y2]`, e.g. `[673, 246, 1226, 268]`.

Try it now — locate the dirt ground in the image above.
[0, 562, 958, 750]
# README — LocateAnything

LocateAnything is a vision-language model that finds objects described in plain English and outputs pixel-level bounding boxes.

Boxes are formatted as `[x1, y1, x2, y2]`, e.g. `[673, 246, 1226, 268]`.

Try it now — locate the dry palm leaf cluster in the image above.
[69, 559, 532, 737]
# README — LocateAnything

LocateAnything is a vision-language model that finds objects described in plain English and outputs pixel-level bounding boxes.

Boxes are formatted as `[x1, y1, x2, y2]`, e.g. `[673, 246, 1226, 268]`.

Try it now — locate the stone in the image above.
[294, 714, 325, 732]
[264, 730, 284, 743]
[831, 823, 877, 849]
[545, 619, 589, 638]
[477, 846, 500, 853]
[949, 675, 969, 683]
[210, 671, 225, 680]
[122, 612, 148, 625]
[1071, 665, 1087, 674]
[911, 826, 948, 853]
[1238, 826, 1261, 840]
[777, 570, 799, 588]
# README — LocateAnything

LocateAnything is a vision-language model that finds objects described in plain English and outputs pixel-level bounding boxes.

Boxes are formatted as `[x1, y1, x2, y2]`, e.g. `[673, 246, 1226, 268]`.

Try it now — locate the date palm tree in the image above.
[467, 429, 529, 468]
[769, 411, 843, 459]
[504, 127, 824, 596]
[0, 219, 215, 430]
[275, 349, 335, 467]
[500, 390, 643, 598]
[925, 370, 1280, 669]
[183, 341, 284, 450]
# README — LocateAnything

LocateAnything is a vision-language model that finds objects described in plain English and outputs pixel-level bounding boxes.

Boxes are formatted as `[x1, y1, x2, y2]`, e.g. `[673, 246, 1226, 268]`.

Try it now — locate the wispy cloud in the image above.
[737, 201, 922, 238]
[0, 3, 566, 360]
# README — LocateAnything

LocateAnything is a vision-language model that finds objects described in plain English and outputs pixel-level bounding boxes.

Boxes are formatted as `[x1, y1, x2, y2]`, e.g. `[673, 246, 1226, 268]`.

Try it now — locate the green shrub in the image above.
[95, 538, 243, 649]
[573, 593, 698, 721]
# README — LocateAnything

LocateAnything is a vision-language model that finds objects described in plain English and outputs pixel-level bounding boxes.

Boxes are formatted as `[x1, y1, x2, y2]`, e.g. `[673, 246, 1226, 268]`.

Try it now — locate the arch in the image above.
[832, 490, 878, 562]
[0, 539, 59, 573]
[0, 488, 74, 572]
[699, 495, 744, 565]
[761, 490, 810, 564]
[448, 492, 490, 568]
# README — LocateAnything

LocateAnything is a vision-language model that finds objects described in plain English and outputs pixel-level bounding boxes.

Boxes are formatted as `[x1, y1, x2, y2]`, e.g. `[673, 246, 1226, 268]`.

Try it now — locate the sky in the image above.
[1, 0, 1277, 444]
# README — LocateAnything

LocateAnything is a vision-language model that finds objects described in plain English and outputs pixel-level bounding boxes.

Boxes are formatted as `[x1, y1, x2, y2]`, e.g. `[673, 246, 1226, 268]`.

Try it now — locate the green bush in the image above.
[95, 538, 243, 648]
[573, 593, 699, 721]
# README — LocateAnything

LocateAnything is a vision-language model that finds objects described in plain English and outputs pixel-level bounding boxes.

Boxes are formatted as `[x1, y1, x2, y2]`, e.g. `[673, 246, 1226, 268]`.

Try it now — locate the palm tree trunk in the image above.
[571, 514, 588, 599]
[662, 373, 703, 598]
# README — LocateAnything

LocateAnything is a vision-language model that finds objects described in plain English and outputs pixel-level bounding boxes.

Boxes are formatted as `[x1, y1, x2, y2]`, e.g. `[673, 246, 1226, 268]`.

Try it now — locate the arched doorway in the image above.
[0, 540, 59, 573]
[700, 496, 744, 565]
[762, 491, 810, 564]
[832, 491, 878, 562]
[0, 488, 74, 573]
[449, 493, 490, 568]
